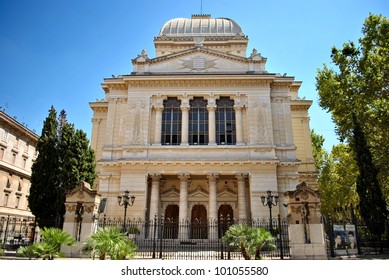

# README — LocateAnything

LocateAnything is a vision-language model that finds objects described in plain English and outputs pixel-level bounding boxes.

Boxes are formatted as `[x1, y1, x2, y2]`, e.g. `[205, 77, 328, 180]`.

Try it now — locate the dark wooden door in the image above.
[164, 204, 179, 239]
[191, 204, 207, 239]
[218, 204, 233, 238]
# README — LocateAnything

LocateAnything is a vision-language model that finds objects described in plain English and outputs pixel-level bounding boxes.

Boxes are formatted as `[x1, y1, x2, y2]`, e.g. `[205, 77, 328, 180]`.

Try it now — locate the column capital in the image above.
[207, 104, 217, 111]
[178, 172, 190, 180]
[149, 172, 162, 180]
[235, 172, 248, 180]
[154, 105, 164, 111]
[180, 105, 190, 111]
[207, 173, 220, 180]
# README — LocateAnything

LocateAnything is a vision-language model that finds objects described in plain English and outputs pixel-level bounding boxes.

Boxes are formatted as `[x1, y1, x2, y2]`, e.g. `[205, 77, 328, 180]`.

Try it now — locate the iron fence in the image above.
[98, 215, 290, 260]
[323, 215, 389, 257]
[0, 215, 37, 250]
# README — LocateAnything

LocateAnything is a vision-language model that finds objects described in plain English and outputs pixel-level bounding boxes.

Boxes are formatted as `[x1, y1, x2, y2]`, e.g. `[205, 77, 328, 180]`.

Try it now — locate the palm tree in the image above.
[82, 227, 137, 260]
[222, 224, 275, 260]
[17, 227, 76, 260]
[247, 227, 276, 260]
[222, 224, 252, 260]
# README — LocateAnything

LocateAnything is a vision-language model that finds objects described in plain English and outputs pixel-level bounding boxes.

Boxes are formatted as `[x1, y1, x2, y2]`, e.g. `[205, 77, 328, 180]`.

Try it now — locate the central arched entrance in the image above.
[191, 204, 207, 239]
[164, 204, 179, 239]
[218, 204, 234, 238]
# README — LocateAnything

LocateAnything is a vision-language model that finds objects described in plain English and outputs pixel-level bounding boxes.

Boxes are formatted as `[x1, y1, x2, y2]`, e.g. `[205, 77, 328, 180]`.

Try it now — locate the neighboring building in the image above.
[89, 15, 317, 226]
[0, 111, 39, 219]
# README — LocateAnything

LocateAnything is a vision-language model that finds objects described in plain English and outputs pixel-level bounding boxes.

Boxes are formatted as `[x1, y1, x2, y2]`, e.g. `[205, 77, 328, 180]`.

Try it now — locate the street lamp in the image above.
[117, 190, 135, 232]
[261, 190, 279, 233]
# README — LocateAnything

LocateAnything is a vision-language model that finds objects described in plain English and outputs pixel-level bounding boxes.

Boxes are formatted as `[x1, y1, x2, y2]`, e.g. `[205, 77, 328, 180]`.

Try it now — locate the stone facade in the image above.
[0, 111, 38, 219]
[89, 15, 317, 226]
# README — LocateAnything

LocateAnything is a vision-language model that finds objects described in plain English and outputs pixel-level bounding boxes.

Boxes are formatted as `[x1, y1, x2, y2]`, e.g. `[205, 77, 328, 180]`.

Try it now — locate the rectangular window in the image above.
[161, 98, 182, 145]
[15, 196, 20, 208]
[189, 98, 208, 145]
[3, 193, 9, 206]
[216, 97, 236, 145]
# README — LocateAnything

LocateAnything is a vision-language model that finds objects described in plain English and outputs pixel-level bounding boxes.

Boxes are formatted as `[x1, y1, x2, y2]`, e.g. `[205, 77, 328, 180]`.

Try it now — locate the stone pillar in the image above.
[285, 182, 327, 259]
[153, 106, 163, 145]
[207, 173, 219, 240]
[206, 94, 218, 145]
[234, 105, 244, 145]
[178, 172, 190, 239]
[178, 94, 191, 146]
[207, 104, 217, 145]
[236, 173, 248, 220]
[149, 173, 161, 219]
[62, 181, 101, 258]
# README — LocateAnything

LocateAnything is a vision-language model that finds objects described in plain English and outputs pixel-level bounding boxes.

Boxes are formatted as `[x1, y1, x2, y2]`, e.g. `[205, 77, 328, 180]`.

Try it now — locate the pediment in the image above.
[161, 186, 180, 198]
[218, 187, 237, 199]
[189, 186, 209, 198]
[132, 47, 266, 74]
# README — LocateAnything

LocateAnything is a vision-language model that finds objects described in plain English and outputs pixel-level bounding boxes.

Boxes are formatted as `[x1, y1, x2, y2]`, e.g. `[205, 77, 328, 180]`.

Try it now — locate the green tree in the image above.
[222, 224, 275, 260]
[316, 13, 388, 233]
[29, 106, 61, 228]
[311, 129, 329, 173]
[17, 227, 76, 260]
[317, 144, 359, 217]
[352, 116, 387, 235]
[29, 107, 96, 228]
[82, 227, 137, 260]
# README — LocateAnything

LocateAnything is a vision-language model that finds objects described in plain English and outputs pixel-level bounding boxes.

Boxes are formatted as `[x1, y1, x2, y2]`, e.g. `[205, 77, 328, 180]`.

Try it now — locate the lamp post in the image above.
[261, 190, 279, 233]
[117, 190, 135, 232]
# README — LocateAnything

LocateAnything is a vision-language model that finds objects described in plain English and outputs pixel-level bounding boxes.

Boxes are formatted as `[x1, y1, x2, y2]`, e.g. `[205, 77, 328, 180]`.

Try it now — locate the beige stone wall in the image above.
[0, 112, 38, 218]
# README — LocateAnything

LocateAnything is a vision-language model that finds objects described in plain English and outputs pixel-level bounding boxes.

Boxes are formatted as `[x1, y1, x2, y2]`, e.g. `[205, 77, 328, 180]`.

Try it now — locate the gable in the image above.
[132, 48, 266, 74]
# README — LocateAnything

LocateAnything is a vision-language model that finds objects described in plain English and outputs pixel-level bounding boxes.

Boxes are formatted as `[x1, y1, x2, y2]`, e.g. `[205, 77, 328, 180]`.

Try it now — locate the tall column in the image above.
[153, 106, 163, 145]
[149, 173, 161, 219]
[206, 94, 217, 145]
[234, 104, 244, 145]
[178, 173, 190, 221]
[207, 173, 219, 240]
[178, 173, 190, 239]
[236, 173, 248, 220]
[207, 105, 216, 145]
[180, 105, 189, 145]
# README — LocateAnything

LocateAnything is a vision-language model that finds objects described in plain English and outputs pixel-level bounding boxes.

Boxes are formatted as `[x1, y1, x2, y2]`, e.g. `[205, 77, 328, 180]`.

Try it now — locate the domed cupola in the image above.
[154, 14, 248, 57]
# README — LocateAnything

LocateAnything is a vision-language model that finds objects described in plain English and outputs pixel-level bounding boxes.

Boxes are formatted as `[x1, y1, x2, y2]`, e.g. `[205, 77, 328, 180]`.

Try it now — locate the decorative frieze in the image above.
[126, 79, 271, 88]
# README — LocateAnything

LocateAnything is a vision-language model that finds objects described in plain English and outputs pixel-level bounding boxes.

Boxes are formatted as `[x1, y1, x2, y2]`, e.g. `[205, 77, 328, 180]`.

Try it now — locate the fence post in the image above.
[328, 216, 335, 258]
[159, 215, 164, 259]
[278, 214, 284, 260]
[152, 215, 157, 258]
[3, 215, 10, 244]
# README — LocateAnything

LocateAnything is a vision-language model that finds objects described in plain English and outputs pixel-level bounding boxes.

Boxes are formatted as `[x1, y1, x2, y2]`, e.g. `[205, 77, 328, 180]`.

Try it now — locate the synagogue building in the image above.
[89, 14, 317, 227]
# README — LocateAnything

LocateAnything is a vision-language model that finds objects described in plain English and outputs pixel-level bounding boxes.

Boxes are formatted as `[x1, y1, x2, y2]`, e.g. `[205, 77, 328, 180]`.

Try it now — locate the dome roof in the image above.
[158, 15, 244, 37]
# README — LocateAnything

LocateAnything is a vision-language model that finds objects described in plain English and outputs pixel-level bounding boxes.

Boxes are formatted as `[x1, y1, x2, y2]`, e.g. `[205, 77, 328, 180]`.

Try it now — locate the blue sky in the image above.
[0, 0, 388, 152]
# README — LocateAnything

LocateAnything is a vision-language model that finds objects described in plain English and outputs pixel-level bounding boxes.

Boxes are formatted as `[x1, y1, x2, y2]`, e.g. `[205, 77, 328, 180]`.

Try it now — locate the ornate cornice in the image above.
[126, 79, 271, 88]
[270, 82, 292, 90]
[98, 160, 279, 167]
[102, 83, 128, 91]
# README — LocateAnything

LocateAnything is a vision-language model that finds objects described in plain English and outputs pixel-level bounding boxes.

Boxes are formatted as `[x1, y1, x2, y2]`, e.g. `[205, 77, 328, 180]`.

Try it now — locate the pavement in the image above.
[2, 249, 389, 260]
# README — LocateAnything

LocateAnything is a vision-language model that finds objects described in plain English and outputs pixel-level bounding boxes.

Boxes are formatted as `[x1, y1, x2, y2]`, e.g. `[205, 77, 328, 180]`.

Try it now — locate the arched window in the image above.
[189, 97, 208, 145]
[161, 98, 182, 145]
[216, 97, 236, 145]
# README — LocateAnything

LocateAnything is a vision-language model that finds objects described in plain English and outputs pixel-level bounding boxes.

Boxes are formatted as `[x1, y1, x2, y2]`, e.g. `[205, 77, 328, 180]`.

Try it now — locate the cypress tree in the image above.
[29, 107, 96, 228]
[29, 106, 60, 228]
[351, 114, 388, 236]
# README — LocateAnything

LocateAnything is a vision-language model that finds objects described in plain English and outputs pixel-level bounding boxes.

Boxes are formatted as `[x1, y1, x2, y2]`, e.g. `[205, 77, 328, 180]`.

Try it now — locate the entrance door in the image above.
[191, 205, 207, 239]
[164, 204, 179, 239]
[218, 204, 233, 238]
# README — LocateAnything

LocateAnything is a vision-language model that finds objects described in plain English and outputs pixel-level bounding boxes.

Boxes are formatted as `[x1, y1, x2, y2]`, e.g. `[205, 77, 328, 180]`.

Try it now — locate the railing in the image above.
[0, 215, 37, 250]
[98, 216, 290, 260]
